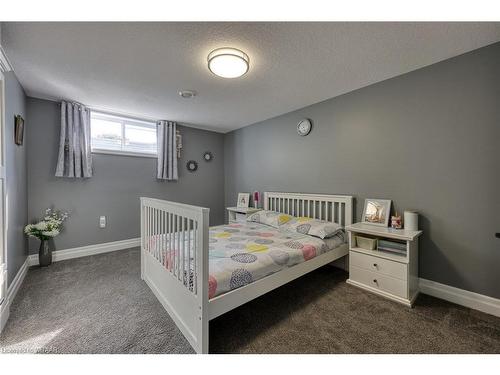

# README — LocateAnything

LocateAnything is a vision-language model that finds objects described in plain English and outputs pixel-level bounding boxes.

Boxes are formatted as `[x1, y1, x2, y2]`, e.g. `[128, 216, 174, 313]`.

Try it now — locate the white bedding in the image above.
[146, 221, 345, 299]
[207, 222, 345, 298]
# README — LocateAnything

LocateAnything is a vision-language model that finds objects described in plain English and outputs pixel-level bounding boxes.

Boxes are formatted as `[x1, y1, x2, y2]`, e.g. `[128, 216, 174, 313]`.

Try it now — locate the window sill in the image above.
[91, 149, 157, 159]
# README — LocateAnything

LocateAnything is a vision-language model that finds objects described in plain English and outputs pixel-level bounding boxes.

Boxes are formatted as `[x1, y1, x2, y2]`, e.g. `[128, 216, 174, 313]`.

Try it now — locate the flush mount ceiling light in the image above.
[207, 48, 249, 78]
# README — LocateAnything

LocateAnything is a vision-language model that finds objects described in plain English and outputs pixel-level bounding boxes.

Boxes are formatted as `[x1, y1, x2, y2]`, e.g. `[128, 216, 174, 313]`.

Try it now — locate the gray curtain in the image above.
[55, 101, 93, 178]
[157, 120, 178, 180]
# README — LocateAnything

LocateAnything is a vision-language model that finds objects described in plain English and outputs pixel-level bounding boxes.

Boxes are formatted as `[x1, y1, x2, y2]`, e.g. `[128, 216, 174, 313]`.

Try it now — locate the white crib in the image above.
[140, 192, 353, 353]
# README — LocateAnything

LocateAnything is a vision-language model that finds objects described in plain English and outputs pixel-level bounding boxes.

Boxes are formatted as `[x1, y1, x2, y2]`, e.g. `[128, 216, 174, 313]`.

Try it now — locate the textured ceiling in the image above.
[2, 22, 500, 133]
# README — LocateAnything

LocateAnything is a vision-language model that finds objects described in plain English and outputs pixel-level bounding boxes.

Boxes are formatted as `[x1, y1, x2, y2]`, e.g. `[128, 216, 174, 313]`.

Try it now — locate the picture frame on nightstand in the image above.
[237, 193, 250, 208]
[361, 198, 391, 227]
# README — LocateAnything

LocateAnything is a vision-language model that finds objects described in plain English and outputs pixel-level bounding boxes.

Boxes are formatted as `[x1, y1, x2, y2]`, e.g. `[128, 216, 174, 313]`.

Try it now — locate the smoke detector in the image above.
[179, 90, 197, 99]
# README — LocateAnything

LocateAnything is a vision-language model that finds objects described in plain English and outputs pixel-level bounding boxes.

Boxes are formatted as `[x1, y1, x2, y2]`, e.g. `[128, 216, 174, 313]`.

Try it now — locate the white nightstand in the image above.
[226, 207, 261, 224]
[345, 222, 422, 307]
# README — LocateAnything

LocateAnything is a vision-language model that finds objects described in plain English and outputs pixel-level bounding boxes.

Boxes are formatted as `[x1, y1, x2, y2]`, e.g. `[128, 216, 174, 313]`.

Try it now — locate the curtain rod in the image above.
[59, 100, 163, 123]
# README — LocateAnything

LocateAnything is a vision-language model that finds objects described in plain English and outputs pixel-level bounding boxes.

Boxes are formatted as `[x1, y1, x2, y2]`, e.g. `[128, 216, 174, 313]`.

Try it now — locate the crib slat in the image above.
[178, 216, 181, 282]
[194, 220, 197, 294]
[154, 208, 158, 259]
[150, 206, 153, 253]
[156, 208, 160, 260]
[156, 208, 160, 259]
[158, 209, 161, 260]
[166, 211, 170, 269]
[173, 214, 176, 277]
[162, 210, 166, 266]
[181, 216, 185, 286]
[146, 206, 148, 252]
[175, 214, 179, 277]
[171, 213, 175, 275]
[149, 205, 152, 252]
[177, 215, 181, 282]
[169, 212, 173, 274]
[193, 220, 197, 295]
[174, 213, 178, 276]
[152, 208, 155, 258]
[187, 219, 192, 292]
[141, 205, 145, 251]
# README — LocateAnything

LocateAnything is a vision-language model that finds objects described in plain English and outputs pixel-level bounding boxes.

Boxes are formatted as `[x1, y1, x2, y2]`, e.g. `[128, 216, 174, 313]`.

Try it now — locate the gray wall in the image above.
[27, 98, 225, 252]
[4, 71, 28, 286]
[225, 42, 500, 299]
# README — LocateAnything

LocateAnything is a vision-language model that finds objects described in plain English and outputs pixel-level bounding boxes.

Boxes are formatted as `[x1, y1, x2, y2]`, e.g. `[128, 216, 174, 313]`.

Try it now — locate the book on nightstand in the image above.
[377, 239, 407, 255]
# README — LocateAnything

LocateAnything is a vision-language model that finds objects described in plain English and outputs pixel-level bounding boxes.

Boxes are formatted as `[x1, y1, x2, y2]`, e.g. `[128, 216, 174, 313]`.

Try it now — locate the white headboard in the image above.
[263, 192, 353, 227]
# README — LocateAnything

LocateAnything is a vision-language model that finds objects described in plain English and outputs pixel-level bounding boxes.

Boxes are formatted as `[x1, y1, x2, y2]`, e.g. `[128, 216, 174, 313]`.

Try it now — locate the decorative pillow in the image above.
[281, 217, 343, 239]
[246, 210, 293, 228]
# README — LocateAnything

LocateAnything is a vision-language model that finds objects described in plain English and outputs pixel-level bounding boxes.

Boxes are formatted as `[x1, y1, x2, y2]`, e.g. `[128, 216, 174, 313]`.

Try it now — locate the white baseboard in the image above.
[0, 258, 29, 333]
[419, 278, 500, 318]
[27, 237, 140, 266]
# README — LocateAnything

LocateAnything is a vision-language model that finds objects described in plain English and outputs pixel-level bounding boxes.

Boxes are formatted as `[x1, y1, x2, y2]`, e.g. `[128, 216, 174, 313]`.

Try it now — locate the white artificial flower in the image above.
[41, 229, 60, 237]
[47, 219, 61, 227]
[34, 221, 48, 231]
[24, 224, 34, 234]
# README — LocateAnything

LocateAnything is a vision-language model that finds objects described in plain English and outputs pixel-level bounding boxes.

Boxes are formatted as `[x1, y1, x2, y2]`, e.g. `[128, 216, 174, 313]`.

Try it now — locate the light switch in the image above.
[99, 216, 106, 228]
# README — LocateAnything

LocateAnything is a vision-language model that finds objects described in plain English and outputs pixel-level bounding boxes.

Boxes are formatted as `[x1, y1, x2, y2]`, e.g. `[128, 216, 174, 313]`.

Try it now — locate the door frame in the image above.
[0, 45, 11, 331]
[0, 69, 6, 304]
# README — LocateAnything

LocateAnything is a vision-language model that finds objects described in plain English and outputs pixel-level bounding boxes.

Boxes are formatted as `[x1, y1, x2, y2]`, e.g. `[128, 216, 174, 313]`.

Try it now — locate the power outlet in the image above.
[99, 216, 106, 228]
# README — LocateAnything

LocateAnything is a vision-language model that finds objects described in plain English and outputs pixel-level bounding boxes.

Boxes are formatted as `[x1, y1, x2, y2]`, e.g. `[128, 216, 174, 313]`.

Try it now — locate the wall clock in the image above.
[203, 151, 213, 162]
[186, 160, 198, 172]
[297, 119, 312, 136]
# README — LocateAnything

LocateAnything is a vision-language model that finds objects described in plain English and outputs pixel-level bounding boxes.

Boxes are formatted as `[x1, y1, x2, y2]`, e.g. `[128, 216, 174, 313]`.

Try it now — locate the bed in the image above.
[140, 192, 353, 353]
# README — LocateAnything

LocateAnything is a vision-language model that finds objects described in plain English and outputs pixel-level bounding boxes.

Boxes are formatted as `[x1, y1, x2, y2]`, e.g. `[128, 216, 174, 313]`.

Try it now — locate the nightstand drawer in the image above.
[350, 266, 408, 299]
[350, 251, 407, 280]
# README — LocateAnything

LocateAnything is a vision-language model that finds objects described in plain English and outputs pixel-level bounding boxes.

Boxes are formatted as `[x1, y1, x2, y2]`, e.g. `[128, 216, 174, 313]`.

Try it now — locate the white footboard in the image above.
[140, 197, 209, 353]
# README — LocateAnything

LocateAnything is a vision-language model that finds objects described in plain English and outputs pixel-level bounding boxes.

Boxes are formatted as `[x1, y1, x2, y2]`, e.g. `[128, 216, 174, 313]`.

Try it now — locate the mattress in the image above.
[146, 221, 345, 299]
[207, 222, 345, 298]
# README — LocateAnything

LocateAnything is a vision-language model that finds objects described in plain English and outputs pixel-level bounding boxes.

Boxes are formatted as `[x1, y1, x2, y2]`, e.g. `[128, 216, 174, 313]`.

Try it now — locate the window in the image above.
[90, 111, 157, 157]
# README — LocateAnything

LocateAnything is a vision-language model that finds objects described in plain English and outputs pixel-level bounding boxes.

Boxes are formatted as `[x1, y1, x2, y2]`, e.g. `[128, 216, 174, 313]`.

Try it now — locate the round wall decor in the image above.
[186, 160, 198, 172]
[203, 151, 214, 162]
[297, 118, 312, 136]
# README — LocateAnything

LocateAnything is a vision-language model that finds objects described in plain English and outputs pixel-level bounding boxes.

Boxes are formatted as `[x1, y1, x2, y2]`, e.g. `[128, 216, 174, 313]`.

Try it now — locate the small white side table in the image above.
[226, 207, 261, 224]
[345, 222, 422, 307]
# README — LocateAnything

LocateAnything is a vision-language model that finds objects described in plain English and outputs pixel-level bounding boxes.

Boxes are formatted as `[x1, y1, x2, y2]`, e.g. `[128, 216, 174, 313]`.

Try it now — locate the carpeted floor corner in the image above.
[1, 247, 499, 354]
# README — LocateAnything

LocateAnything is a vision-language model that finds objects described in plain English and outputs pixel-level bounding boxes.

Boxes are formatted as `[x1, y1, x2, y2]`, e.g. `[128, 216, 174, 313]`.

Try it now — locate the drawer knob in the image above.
[373, 279, 377, 283]
[373, 263, 378, 267]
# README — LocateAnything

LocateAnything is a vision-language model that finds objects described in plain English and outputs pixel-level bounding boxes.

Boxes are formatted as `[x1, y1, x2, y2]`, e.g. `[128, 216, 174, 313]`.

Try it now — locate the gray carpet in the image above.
[1, 248, 499, 354]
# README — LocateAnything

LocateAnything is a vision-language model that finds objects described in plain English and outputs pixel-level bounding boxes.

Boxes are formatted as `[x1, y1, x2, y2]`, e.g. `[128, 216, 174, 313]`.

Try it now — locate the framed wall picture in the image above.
[361, 198, 392, 227]
[237, 193, 250, 208]
[15, 115, 24, 146]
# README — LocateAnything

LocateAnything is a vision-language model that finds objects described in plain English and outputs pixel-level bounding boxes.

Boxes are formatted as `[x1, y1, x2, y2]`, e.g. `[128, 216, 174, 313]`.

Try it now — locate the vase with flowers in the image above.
[24, 208, 69, 267]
